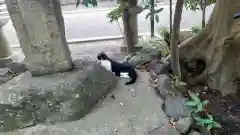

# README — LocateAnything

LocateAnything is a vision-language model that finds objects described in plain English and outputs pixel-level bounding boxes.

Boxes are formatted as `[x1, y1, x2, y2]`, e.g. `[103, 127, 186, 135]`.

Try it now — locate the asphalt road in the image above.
[2, 4, 214, 46]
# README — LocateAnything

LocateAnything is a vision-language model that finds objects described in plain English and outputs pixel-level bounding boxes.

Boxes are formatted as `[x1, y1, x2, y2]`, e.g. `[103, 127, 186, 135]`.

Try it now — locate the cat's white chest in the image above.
[100, 60, 112, 71]
[99, 60, 130, 79]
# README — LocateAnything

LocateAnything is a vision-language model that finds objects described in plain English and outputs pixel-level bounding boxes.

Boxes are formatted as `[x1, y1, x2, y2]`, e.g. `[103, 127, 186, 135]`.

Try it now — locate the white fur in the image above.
[99, 60, 130, 79]
[100, 60, 112, 71]
[120, 72, 130, 79]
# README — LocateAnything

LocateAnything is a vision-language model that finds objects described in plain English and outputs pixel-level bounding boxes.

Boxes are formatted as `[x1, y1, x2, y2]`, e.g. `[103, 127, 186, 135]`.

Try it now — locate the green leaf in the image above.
[185, 101, 198, 107]
[207, 124, 213, 130]
[155, 15, 159, 23]
[146, 12, 151, 19]
[188, 90, 201, 102]
[199, 119, 213, 124]
[155, 8, 164, 13]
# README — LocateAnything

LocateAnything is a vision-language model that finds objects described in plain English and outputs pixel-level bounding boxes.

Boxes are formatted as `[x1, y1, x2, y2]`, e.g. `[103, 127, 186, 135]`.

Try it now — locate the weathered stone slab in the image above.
[0, 59, 117, 132]
[4, 0, 72, 75]
[0, 72, 179, 135]
[0, 16, 13, 68]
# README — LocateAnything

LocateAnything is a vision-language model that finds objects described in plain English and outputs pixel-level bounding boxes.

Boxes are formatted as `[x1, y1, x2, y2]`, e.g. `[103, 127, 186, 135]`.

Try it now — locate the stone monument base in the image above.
[0, 59, 117, 132]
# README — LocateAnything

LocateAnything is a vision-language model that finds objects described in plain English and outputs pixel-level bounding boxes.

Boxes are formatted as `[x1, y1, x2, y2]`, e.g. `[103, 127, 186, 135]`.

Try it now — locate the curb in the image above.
[10, 33, 147, 49]
[10, 29, 191, 49]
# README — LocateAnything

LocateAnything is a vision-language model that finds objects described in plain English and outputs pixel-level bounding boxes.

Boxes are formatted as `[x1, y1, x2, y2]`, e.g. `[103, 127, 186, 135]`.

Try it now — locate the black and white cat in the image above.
[97, 52, 138, 85]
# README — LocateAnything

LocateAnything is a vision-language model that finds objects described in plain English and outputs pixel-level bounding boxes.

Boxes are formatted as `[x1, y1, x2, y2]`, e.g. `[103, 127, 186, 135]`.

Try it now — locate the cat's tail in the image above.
[125, 70, 138, 85]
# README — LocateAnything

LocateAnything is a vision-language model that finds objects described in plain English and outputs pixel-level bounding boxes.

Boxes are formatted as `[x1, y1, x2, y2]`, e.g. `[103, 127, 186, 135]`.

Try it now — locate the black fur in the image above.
[97, 52, 138, 85]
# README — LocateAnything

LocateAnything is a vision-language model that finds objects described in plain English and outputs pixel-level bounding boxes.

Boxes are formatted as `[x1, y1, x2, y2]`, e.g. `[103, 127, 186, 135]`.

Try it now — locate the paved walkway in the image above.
[0, 72, 176, 135]
[3, 1, 213, 46]
[1, 40, 179, 135]
[11, 40, 126, 63]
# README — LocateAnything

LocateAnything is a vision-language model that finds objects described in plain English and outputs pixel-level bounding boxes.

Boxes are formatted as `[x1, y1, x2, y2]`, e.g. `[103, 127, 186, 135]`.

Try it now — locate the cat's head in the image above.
[97, 52, 109, 60]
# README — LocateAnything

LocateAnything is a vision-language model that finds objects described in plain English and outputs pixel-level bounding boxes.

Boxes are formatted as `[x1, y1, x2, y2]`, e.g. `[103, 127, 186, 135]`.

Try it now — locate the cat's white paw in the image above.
[120, 72, 130, 79]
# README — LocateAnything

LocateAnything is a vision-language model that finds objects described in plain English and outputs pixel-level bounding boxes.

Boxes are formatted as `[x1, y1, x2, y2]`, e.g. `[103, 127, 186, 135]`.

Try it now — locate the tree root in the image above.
[179, 19, 240, 96]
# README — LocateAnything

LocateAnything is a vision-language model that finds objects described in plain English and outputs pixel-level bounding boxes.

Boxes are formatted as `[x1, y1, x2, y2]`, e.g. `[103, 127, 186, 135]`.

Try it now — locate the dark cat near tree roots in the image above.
[97, 52, 138, 85]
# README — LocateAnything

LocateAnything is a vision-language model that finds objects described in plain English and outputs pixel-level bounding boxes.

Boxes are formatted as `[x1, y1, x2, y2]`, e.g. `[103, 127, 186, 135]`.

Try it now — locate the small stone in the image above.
[148, 124, 181, 135]
[0, 61, 118, 131]
[120, 102, 123, 106]
[175, 117, 192, 133]
[0, 67, 9, 76]
[75, 94, 80, 98]
[164, 96, 193, 120]
[0, 76, 13, 85]
[147, 60, 170, 74]
[131, 89, 136, 97]
[6, 62, 27, 74]
[152, 74, 182, 100]
[189, 131, 201, 135]
[111, 95, 116, 99]
[114, 128, 118, 132]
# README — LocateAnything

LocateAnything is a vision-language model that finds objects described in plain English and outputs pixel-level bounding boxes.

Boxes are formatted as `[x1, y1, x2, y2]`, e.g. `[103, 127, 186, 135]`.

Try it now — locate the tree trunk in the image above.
[169, 0, 173, 34]
[170, 0, 184, 79]
[150, 0, 155, 37]
[179, 0, 240, 96]
[122, 0, 138, 54]
[201, 0, 206, 28]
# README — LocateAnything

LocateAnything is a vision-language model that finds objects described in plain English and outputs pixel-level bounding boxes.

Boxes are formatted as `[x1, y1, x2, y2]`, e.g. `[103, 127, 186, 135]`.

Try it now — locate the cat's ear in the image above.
[97, 53, 101, 60]
[100, 52, 105, 55]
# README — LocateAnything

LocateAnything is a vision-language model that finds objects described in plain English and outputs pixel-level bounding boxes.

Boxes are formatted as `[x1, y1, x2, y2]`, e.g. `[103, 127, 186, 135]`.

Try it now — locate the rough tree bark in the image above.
[169, 0, 173, 33]
[179, 0, 240, 96]
[122, 0, 139, 54]
[200, 0, 206, 28]
[150, 0, 155, 37]
[170, 0, 184, 79]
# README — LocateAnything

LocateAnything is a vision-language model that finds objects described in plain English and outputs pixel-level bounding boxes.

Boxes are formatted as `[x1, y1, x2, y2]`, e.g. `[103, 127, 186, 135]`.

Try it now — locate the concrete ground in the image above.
[0, 72, 175, 135]
[11, 39, 126, 63]
[1, 40, 179, 135]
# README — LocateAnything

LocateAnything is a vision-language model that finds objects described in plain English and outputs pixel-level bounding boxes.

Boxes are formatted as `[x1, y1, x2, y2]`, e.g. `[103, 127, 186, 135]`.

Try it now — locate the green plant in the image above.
[76, 0, 98, 7]
[106, 6, 125, 41]
[190, 26, 201, 35]
[143, 2, 164, 23]
[158, 27, 170, 38]
[106, 7, 124, 23]
[158, 27, 171, 49]
[194, 115, 221, 130]
[185, 90, 221, 131]
[138, 38, 170, 56]
[142, 0, 164, 37]
[185, 90, 208, 113]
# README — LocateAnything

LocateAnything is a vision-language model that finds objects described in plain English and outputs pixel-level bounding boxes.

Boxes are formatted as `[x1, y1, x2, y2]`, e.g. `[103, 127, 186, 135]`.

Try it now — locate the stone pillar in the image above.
[4, 0, 73, 76]
[0, 17, 13, 67]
